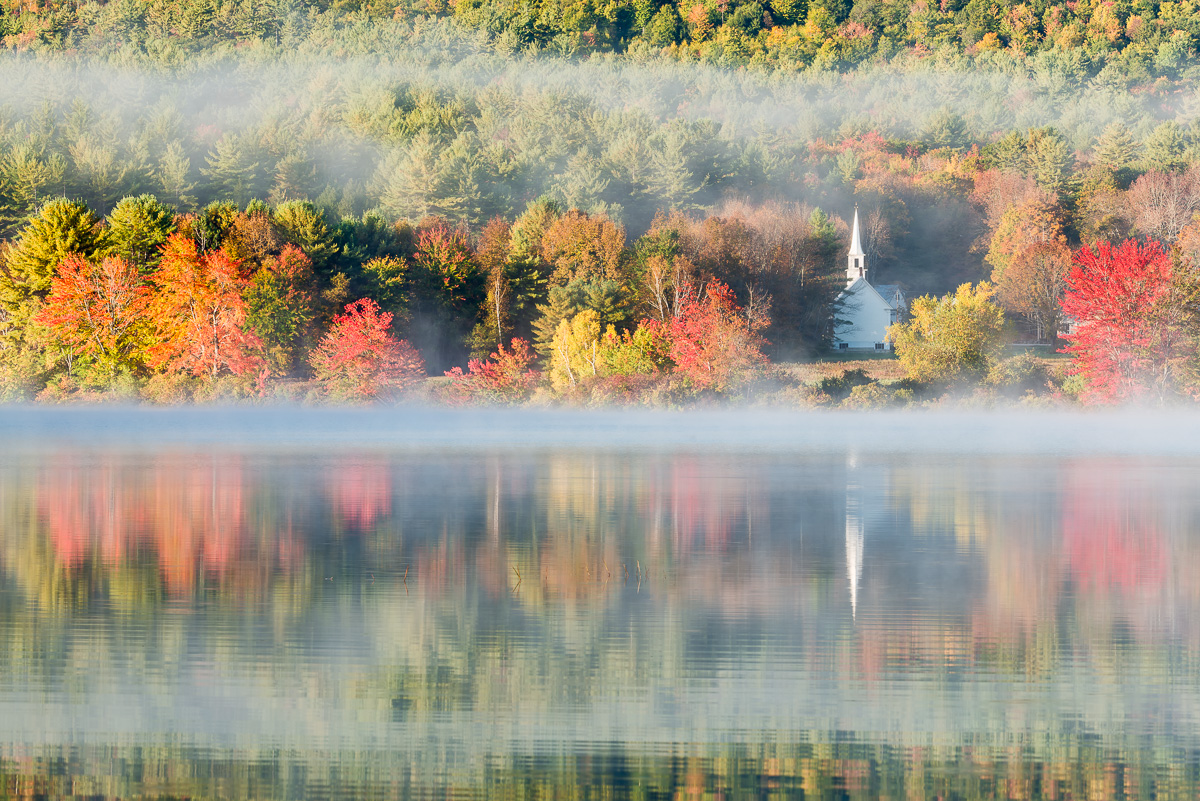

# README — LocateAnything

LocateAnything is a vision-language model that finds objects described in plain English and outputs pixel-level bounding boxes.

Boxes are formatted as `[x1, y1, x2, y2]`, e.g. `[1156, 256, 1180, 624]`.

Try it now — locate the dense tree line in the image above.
[3, 0, 1200, 77]
[0, 192, 847, 401]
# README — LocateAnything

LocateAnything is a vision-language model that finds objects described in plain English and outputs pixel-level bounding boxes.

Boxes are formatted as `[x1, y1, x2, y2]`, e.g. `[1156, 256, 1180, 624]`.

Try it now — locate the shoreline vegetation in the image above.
[0, 3, 1199, 407]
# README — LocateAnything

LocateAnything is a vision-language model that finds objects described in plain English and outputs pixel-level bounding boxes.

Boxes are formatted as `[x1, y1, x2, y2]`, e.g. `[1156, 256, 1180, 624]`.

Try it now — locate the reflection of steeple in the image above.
[846, 492, 864, 619]
[845, 456, 864, 619]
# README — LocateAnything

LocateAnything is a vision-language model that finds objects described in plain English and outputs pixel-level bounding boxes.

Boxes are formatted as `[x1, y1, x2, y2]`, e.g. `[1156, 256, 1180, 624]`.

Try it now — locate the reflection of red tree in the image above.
[326, 458, 391, 530]
[41, 462, 150, 569]
[1062, 464, 1167, 593]
[668, 458, 742, 554]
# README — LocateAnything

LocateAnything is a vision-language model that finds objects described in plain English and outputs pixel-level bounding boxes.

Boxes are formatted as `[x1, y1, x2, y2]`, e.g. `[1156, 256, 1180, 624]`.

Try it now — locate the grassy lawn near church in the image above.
[776, 358, 908, 386]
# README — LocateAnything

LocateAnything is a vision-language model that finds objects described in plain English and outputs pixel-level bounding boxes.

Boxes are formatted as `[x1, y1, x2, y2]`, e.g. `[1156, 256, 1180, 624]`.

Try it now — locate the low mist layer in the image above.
[3, 405, 1199, 455]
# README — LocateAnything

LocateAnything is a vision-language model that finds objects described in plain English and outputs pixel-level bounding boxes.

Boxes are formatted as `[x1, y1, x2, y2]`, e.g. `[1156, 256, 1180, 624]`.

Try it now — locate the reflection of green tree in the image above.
[1, 739, 1198, 799]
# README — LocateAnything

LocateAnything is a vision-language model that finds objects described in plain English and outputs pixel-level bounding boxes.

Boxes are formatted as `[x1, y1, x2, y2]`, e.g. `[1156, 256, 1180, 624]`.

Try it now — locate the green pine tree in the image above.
[274, 200, 338, 274]
[105, 194, 176, 273]
[1143, 121, 1187, 172]
[156, 141, 196, 211]
[0, 143, 66, 236]
[4, 198, 103, 300]
[1093, 122, 1139, 173]
[1026, 127, 1072, 195]
[202, 133, 263, 207]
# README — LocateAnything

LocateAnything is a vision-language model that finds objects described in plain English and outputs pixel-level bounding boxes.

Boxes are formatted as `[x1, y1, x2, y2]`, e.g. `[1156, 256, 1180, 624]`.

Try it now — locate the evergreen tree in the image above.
[646, 124, 703, 210]
[377, 131, 441, 222]
[156, 141, 196, 210]
[922, 108, 969, 151]
[0, 144, 66, 236]
[532, 282, 585, 357]
[1094, 122, 1139, 173]
[105, 194, 176, 273]
[269, 151, 319, 204]
[191, 201, 239, 253]
[4, 198, 104, 300]
[0, 198, 104, 389]
[68, 136, 141, 214]
[1144, 121, 1188, 172]
[988, 130, 1027, 173]
[202, 133, 263, 207]
[274, 200, 337, 273]
[1026, 127, 1072, 195]
[509, 196, 560, 258]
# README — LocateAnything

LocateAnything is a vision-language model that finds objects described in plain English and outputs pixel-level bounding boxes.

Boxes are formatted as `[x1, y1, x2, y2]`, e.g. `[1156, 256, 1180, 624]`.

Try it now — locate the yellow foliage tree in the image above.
[549, 309, 602, 392]
[889, 282, 1006, 384]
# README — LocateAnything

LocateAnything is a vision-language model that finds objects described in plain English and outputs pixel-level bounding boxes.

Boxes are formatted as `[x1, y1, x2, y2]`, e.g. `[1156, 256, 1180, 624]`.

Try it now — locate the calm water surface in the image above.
[1, 408, 1199, 799]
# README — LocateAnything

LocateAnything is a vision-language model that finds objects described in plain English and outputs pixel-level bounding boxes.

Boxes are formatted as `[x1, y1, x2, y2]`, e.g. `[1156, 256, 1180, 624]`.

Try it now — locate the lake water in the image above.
[2, 407, 1199, 799]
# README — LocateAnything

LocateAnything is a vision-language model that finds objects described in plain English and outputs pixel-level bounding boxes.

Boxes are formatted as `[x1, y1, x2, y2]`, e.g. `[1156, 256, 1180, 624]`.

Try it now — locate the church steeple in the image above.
[847, 205, 866, 284]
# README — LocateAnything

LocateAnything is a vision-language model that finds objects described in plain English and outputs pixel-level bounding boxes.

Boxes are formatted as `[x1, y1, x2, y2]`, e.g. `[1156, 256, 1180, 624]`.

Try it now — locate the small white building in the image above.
[833, 207, 905, 351]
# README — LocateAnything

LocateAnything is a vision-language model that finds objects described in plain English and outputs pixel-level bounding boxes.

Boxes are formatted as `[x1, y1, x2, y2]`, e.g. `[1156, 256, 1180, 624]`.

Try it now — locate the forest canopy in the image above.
[0, 0, 1199, 404]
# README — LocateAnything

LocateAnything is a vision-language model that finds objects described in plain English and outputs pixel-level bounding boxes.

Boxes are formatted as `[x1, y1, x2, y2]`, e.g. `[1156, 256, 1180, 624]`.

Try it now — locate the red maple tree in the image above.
[1061, 239, 1190, 404]
[148, 233, 264, 379]
[443, 337, 539, 404]
[667, 280, 768, 392]
[36, 254, 150, 377]
[309, 298, 425, 401]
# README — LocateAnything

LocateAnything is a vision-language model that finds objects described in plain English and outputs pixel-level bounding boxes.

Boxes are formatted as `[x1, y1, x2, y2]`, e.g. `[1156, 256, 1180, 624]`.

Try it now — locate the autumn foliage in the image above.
[36, 254, 150, 378]
[147, 233, 263, 379]
[1061, 239, 1193, 404]
[443, 338, 539, 405]
[667, 280, 767, 392]
[310, 298, 425, 401]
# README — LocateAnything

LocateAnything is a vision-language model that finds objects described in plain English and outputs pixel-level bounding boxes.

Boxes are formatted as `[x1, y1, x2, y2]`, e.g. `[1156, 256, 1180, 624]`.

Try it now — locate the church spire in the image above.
[847, 205, 866, 284]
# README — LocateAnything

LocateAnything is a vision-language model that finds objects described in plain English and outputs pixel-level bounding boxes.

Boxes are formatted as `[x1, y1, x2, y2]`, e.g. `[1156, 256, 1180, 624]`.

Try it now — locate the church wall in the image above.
[833, 284, 894, 350]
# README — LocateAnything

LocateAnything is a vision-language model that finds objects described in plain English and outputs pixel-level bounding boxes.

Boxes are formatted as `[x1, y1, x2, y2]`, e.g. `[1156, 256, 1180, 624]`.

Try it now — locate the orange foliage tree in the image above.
[540, 210, 627, 287]
[148, 233, 264, 380]
[995, 239, 1072, 343]
[309, 298, 426, 401]
[443, 337, 539, 405]
[985, 198, 1066, 279]
[35, 254, 150, 379]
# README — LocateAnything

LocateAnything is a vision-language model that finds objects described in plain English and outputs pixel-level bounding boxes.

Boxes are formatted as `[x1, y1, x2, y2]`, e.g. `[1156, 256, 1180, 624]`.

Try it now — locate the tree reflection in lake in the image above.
[2, 447, 1200, 798]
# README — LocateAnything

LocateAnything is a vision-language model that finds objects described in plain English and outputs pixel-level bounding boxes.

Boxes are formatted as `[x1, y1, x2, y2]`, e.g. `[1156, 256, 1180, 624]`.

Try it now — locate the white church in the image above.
[833, 207, 905, 351]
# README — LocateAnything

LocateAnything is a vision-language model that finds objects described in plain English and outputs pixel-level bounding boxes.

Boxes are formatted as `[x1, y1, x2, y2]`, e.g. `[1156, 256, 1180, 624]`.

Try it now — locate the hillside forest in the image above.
[1, 4, 1200, 405]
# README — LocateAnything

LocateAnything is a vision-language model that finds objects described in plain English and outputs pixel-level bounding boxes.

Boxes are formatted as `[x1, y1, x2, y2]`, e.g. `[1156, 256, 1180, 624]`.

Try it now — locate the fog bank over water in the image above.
[0, 406, 1195, 454]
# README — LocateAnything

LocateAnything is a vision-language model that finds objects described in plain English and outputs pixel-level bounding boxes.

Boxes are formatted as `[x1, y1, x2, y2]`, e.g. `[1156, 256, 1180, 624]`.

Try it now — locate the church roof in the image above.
[873, 284, 906, 310]
[840, 277, 903, 311]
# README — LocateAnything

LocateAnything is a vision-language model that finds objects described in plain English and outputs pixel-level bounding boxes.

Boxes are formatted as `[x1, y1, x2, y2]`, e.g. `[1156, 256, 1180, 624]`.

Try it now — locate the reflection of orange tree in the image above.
[25, 454, 411, 604]
[41, 459, 147, 569]
[22, 454, 315, 603]
[148, 456, 248, 595]
[667, 456, 745, 555]
[536, 455, 754, 598]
